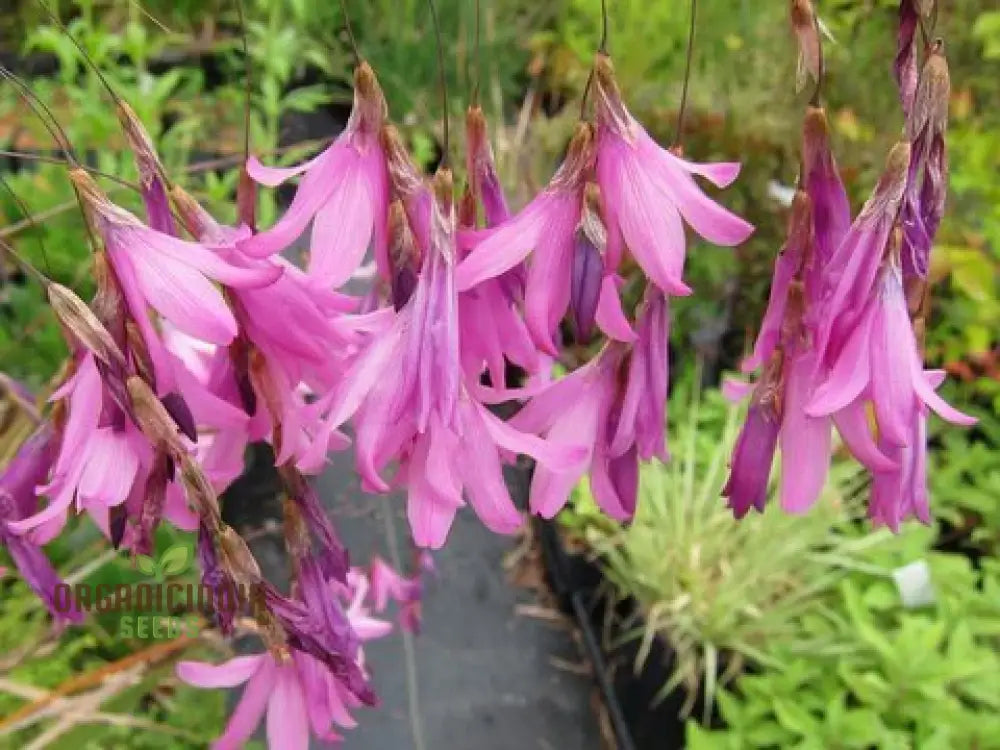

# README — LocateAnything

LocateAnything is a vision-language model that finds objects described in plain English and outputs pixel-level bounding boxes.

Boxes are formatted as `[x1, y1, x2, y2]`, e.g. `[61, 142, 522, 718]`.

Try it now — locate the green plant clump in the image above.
[562, 380, 895, 721]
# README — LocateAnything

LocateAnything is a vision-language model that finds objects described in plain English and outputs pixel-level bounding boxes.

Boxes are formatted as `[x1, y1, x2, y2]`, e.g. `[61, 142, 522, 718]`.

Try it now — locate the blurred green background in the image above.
[1, 1, 999, 748]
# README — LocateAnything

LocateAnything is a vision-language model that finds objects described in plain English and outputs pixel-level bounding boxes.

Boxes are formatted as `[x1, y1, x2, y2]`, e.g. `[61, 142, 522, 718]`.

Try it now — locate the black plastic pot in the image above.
[537, 517, 719, 750]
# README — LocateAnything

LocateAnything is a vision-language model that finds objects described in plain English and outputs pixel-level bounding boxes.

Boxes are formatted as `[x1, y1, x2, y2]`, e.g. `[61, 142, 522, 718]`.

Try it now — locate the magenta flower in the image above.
[485, 289, 667, 523]
[723, 396, 781, 518]
[71, 172, 280, 407]
[814, 143, 912, 363]
[177, 568, 391, 749]
[570, 226, 603, 343]
[609, 287, 668, 462]
[457, 107, 540, 384]
[806, 239, 974, 526]
[503, 344, 635, 520]
[0, 427, 82, 624]
[869, 411, 930, 531]
[807, 261, 975, 451]
[369, 553, 429, 633]
[238, 63, 390, 287]
[727, 108, 896, 515]
[456, 124, 595, 355]
[592, 54, 753, 296]
[6, 353, 201, 545]
[304, 172, 586, 547]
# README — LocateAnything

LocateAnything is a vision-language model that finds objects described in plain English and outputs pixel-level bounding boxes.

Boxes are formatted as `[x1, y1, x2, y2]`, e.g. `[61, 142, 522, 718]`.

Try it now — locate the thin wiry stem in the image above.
[599, 0, 609, 54]
[36, 0, 175, 190]
[0, 150, 139, 190]
[0, 234, 49, 288]
[0, 173, 53, 277]
[339, 0, 362, 66]
[673, 0, 698, 148]
[0, 66, 78, 164]
[427, 0, 450, 167]
[379, 500, 427, 750]
[35, 0, 123, 113]
[579, 0, 607, 120]
[471, 0, 482, 106]
[235, 0, 252, 162]
[127, 0, 173, 33]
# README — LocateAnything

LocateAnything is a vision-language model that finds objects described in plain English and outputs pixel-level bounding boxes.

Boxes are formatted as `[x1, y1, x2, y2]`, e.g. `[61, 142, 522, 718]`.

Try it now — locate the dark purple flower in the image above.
[0, 427, 82, 623]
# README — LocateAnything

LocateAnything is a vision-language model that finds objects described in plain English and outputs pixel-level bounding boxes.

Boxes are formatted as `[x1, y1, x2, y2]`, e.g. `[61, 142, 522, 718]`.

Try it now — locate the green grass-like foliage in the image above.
[561, 380, 894, 722]
[686, 529, 1000, 749]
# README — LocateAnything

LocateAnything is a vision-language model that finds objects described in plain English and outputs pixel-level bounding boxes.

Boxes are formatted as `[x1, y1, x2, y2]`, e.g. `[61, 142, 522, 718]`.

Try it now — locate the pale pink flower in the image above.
[305, 172, 586, 547]
[456, 124, 595, 356]
[238, 63, 390, 287]
[177, 569, 391, 749]
[592, 53, 753, 296]
[369, 553, 430, 633]
[70, 172, 280, 405]
[6, 354, 201, 545]
[457, 107, 540, 384]
[502, 344, 636, 521]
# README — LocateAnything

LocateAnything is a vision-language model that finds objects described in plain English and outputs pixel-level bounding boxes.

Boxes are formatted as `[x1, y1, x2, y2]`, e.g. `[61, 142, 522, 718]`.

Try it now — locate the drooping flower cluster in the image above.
[1, 32, 753, 742]
[0, 2, 972, 746]
[725, 1, 973, 529]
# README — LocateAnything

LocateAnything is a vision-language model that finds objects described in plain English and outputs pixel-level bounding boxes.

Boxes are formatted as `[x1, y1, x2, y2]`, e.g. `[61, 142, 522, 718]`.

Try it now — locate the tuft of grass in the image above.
[562, 378, 893, 721]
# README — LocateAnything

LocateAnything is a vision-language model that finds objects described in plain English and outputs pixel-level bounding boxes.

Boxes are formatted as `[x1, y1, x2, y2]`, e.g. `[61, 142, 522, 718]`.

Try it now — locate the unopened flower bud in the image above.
[352, 61, 388, 133]
[47, 282, 126, 369]
[127, 376, 185, 455]
[859, 142, 911, 223]
[170, 185, 217, 241]
[117, 101, 165, 186]
[789, 0, 821, 92]
[909, 45, 950, 141]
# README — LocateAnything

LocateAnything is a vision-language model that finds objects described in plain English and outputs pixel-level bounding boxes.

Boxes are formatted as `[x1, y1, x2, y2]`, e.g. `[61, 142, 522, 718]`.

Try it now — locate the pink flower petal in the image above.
[779, 356, 831, 513]
[77, 428, 140, 507]
[245, 153, 322, 187]
[474, 400, 588, 472]
[307, 164, 376, 286]
[807, 304, 875, 417]
[677, 158, 742, 188]
[238, 144, 350, 259]
[594, 275, 637, 343]
[121, 243, 238, 345]
[454, 195, 554, 291]
[833, 401, 898, 473]
[267, 668, 311, 750]
[211, 658, 276, 750]
[722, 377, 754, 403]
[176, 655, 263, 688]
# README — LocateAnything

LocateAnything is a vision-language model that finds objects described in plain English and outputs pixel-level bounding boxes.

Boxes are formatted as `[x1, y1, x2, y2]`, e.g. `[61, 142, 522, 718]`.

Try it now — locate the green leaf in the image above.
[773, 699, 820, 737]
[837, 709, 886, 747]
[158, 544, 192, 576]
[135, 555, 157, 576]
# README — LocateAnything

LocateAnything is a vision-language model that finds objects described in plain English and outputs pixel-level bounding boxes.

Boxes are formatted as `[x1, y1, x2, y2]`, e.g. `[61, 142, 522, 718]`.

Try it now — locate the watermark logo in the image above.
[134, 543, 192, 580]
[52, 543, 265, 640]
